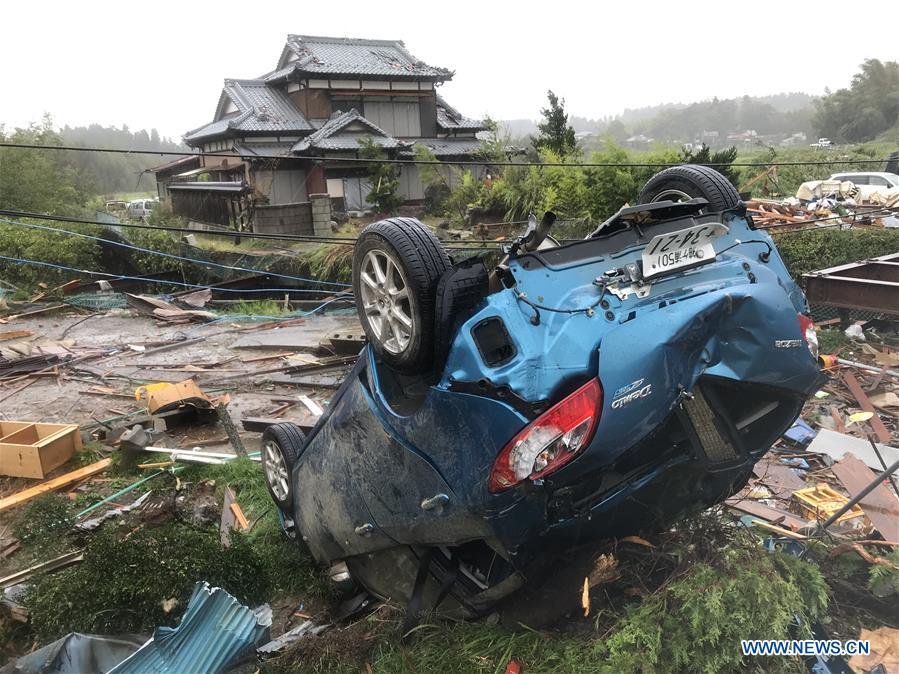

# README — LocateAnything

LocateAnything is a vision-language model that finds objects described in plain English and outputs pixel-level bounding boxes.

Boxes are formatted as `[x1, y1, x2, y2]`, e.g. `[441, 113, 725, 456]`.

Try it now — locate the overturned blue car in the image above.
[260, 165, 823, 617]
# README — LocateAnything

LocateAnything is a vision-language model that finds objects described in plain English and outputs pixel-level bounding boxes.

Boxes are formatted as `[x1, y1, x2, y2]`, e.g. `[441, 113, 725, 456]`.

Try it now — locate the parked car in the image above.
[828, 172, 899, 201]
[261, 165, 823, 619]
[812, 138, 833, 148]
[126, 198, 158, 221]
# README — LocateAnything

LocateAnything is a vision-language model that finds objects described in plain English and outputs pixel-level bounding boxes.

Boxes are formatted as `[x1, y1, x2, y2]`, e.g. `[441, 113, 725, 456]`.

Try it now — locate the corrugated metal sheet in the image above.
[274, 35, 452, 80]
[109, 582, 270, 674]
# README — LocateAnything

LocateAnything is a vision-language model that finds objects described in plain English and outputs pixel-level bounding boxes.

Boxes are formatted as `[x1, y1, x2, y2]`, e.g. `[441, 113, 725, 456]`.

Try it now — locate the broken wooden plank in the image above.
[220, 486, 238, 546]
[724, 497, 810, 531]
[230, 502, 250, 530]
[753, 461, 806, 498]
[0, 330, 34, 342]
[0, 459, 112, 514]
[843, 371, 892, 444]
[832, 454, 899, 541]
[0, 550, 84, 588]
[241, 352, 296, 364]
[298, 395, 323, 417]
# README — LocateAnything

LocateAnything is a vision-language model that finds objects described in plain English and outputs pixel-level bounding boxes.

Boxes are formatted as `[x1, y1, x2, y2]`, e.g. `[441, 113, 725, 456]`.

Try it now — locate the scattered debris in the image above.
[832, 453, 899, 541]
[124, 293, 216, 323]
[0, 459, 111, 514]
[0, 421, 81, 478]
[108, 582, 272, 674]
[0, 551, 85, 589]
[8, 632, 145, 674]
[848, 627, 899, 674]
[806, 429, 898, 470]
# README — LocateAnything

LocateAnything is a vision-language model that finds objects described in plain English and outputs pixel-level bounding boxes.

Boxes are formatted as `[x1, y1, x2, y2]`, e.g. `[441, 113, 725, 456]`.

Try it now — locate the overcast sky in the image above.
[1, 0, 894, 140]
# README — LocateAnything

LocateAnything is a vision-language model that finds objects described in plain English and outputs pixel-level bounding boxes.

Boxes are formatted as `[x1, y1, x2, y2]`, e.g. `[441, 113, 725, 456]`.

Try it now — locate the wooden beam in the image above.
[832, 454, 899, 542]
[842, 372, 892, 444]
[0, 459, 112, 514]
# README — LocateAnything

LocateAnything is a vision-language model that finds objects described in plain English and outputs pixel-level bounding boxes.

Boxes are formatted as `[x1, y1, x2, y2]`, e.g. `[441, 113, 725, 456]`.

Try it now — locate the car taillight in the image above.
[798, 313, 819, 359]
[488, 379, 602, 493]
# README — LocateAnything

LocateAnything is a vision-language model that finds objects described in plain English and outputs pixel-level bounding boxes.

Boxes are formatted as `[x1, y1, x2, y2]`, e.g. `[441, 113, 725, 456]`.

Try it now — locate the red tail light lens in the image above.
[488, 379, 602, 493]
[798, 313, 819, 359]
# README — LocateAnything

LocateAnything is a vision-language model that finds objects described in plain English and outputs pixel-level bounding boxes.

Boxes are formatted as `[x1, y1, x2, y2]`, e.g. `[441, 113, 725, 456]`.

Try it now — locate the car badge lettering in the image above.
[774, 339, 802, 349]
[611, 381, 653, 409]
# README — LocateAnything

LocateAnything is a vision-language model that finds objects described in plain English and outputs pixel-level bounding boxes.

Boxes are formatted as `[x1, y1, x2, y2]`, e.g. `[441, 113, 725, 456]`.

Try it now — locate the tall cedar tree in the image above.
[534, 90, 577, 156]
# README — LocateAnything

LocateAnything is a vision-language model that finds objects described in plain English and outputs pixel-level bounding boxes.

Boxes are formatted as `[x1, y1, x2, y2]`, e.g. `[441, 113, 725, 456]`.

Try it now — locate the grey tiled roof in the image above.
[292, 109, 401, 153]
[184, 79, 312, 143]
[401, 137, 484, 157]
[184, 115, 238, 142]
[268, 35, 452, 81]
[435, 95, 484, 131]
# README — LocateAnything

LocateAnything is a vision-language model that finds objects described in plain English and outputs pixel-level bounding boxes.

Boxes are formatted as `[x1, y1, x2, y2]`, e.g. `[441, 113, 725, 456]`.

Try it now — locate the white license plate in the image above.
[641, 223, 728, 279]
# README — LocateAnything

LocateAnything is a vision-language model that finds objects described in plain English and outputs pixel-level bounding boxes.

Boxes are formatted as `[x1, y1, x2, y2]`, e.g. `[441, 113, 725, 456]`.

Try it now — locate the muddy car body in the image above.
[262, 166, 823, 613]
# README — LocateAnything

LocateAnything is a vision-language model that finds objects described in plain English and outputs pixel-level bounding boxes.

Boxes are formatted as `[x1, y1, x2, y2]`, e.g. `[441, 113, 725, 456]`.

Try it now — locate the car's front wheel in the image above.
[261, 423, 306, 512]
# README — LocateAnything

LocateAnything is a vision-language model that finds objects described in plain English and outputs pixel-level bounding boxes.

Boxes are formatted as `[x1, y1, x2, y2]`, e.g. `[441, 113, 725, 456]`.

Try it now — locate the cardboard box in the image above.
[0, 421, 81, 479]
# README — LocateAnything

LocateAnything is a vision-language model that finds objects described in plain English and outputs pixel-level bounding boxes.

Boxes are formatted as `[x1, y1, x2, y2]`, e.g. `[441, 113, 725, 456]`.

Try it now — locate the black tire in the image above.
[353, 217, 450, 373]
[637, 164, 741, 212]
[261, 423, 306, 512]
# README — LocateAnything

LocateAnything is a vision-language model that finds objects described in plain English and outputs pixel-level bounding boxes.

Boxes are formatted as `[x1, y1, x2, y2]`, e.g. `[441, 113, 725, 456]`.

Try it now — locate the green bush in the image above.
[0, 219, 102, 287]
[773, 228, 899, 282]
[27, 458, 322, 642]
[321, 547, 825, 674]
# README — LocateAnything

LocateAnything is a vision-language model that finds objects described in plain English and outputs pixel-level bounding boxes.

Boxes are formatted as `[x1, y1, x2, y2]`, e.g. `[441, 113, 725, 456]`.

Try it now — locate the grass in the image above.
[218, 300, 297, 317]
[16, 458, 326, 644]
[269, 516, 828, 674]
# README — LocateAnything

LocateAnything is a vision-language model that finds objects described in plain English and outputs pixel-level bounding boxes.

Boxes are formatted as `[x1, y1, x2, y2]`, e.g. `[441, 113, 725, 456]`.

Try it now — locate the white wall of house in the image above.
[254, 168, 308, 205]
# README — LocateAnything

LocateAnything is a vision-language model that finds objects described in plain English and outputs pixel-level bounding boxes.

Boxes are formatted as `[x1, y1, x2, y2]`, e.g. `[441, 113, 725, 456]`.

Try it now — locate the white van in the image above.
[126, 198, 159, 221]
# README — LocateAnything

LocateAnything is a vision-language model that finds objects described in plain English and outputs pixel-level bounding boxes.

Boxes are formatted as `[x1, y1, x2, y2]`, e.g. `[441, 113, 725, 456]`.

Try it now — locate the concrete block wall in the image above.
[253, 202, 314, 236]
[310, 193, 333, 237]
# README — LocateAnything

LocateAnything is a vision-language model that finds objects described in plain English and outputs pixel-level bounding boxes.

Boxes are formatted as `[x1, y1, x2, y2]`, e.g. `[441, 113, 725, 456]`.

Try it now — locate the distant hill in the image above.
[502, 92, 818, 147]
[59, 123, 186, 195]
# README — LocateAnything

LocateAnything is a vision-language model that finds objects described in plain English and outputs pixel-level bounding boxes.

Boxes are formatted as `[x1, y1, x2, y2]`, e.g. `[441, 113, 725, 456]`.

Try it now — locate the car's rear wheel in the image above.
[353, 218, 450, 373]
[261, 423, 305, 512]
[638, 164, 741, 212]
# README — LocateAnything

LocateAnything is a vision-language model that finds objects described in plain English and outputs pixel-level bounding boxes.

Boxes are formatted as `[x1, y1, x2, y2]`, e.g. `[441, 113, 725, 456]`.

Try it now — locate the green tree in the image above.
[813, 59, 899, 142]
[0, 115, 91, 215]
[680, 145, 740, 186]
[534, 90, 577, 156]
[358, 137, 403, 215]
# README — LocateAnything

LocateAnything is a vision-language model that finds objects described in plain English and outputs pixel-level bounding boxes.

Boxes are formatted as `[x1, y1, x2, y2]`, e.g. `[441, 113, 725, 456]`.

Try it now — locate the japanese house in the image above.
[154, 35, 486, 235]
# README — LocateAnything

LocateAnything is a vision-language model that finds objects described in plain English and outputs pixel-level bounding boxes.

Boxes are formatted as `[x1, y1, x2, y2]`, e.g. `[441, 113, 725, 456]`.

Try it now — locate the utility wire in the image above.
[0, 253, 354, 296]
[0, 209, 509, 249]
[1, 142, 896, 169]
[0, 216, 352, 288]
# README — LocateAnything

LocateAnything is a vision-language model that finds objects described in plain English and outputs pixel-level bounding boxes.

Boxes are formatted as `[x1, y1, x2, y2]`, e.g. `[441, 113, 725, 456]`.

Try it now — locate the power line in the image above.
[0, 253, 354, 296]
[0, 209, 508, 249]
[0, 216, 352, 288]
[1, 142, 895, 169]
